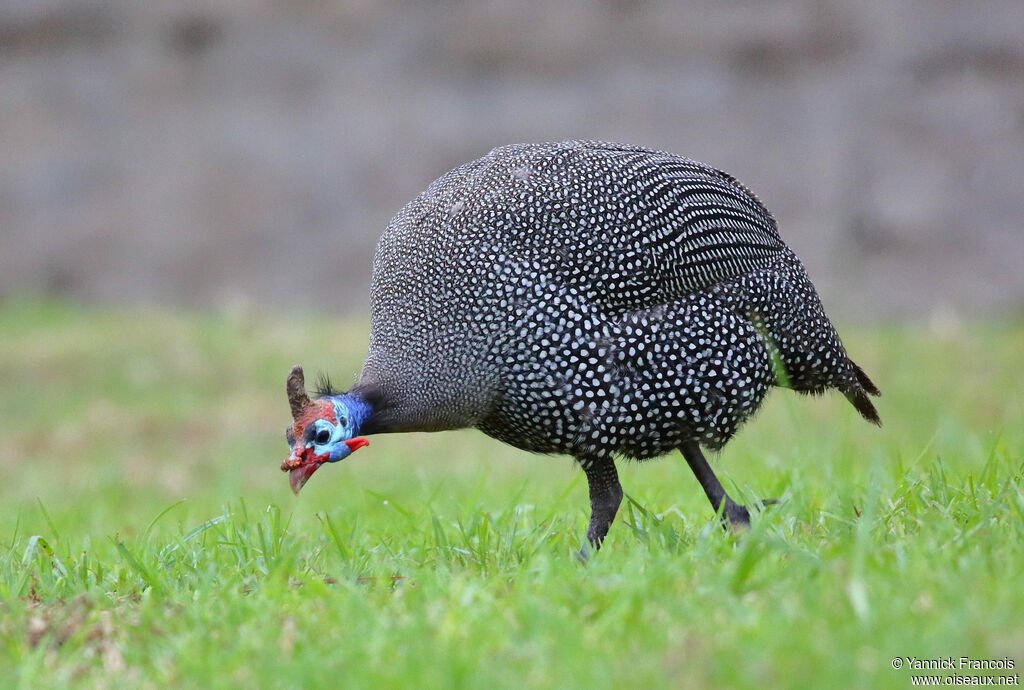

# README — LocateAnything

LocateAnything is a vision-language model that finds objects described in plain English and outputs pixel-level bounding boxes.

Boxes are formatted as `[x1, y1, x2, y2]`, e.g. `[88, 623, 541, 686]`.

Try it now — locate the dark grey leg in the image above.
[679, 441, 751, 528]
[577, 454, 623, 556]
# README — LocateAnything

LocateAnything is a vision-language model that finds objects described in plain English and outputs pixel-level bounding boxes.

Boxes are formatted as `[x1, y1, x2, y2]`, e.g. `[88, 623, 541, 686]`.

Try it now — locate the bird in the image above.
[280, 140, 880, 554]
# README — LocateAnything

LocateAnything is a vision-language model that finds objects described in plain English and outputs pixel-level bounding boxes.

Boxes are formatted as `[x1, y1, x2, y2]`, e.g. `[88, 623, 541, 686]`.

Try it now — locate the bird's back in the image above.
[358, 141, 878, 448]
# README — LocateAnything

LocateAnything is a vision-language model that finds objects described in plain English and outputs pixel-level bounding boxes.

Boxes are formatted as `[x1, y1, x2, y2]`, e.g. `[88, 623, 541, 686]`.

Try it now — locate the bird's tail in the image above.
[842, 361, 882, 426]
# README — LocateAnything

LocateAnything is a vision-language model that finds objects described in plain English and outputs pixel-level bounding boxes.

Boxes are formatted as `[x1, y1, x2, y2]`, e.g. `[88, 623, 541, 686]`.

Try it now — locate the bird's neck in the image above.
[331, 391, 374, 436]
[348, 370, 481, 434]
[344, 379, 406, 435]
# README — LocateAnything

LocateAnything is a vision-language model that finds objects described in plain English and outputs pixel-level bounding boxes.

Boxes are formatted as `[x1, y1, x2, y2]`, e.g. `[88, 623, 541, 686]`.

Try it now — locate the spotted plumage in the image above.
[283, 140, 880, 553]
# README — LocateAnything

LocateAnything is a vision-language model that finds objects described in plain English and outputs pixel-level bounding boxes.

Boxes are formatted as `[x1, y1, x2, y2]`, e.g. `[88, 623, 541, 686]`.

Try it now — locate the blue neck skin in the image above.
[330, 391, 373, 436]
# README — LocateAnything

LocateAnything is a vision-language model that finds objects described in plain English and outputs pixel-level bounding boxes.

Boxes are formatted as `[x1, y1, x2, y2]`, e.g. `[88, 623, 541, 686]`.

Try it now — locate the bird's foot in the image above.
[721, 501, 751, 531]
[576, 536, 604, 563]
[720, 498, 779, 532]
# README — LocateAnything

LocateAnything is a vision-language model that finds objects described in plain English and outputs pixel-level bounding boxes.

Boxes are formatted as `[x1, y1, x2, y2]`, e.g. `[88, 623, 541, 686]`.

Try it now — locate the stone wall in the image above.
[2, 0, 1022, 319]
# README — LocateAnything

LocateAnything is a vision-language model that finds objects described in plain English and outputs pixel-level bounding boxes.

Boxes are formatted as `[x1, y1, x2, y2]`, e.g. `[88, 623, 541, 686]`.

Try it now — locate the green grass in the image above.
[0, 298, 1022, 689]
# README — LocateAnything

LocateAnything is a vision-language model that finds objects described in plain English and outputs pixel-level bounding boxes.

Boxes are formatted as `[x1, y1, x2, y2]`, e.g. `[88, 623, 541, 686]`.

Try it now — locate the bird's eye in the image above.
[337, 415, 347, 428]
[315, 428, 332, 445]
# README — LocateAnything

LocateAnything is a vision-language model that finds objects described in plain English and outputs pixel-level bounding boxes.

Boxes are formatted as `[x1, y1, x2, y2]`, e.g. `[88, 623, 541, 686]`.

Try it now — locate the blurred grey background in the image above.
[2, 0, 1022, 320]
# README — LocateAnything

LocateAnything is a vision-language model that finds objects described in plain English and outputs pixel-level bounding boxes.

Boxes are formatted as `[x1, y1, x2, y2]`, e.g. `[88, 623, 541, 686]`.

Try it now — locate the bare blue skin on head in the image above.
[314, 397, 370, 462]
[284, 391, 373, 493]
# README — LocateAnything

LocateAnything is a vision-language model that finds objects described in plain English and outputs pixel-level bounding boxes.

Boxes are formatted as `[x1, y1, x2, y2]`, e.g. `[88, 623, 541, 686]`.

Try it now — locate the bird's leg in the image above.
[577, 454, 623, 557]
[679, 441, 750, 529]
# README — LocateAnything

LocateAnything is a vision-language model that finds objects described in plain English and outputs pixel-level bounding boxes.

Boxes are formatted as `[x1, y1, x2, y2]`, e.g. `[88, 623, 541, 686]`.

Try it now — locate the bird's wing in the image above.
[402, 141, 789, 315]
[639, 160, 786, 292]
[552, 144, 789, 313]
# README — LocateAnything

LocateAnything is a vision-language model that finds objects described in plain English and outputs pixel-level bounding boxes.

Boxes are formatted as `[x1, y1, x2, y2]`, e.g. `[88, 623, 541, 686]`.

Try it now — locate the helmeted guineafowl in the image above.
[281, 140, 881, 553]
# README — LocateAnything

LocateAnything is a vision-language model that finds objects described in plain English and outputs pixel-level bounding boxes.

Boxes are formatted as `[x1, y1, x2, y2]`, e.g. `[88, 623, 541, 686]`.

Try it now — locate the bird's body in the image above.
[356, 141, 877, 451]
[283, 140, 880, 551]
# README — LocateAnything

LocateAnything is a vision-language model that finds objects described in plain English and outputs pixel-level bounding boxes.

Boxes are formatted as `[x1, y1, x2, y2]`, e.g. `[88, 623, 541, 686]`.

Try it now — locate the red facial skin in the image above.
[282, 400, 336, 467]
[281, 399, 368, 494]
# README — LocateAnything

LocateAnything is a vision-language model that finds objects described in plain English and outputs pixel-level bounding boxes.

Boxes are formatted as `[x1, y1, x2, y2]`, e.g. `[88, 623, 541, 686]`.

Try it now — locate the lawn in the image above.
[0, 299, 1021, 689]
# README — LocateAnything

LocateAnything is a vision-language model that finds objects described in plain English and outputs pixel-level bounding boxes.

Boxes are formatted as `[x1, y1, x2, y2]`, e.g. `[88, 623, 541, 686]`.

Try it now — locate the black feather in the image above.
[852, 361, 881, 397]
[313, 371, 339, 398]
[845, 388, 882, 426]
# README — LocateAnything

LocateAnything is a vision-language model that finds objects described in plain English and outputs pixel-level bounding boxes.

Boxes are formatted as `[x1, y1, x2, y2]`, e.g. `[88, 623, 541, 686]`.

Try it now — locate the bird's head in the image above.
[281, 366, 370, 494]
